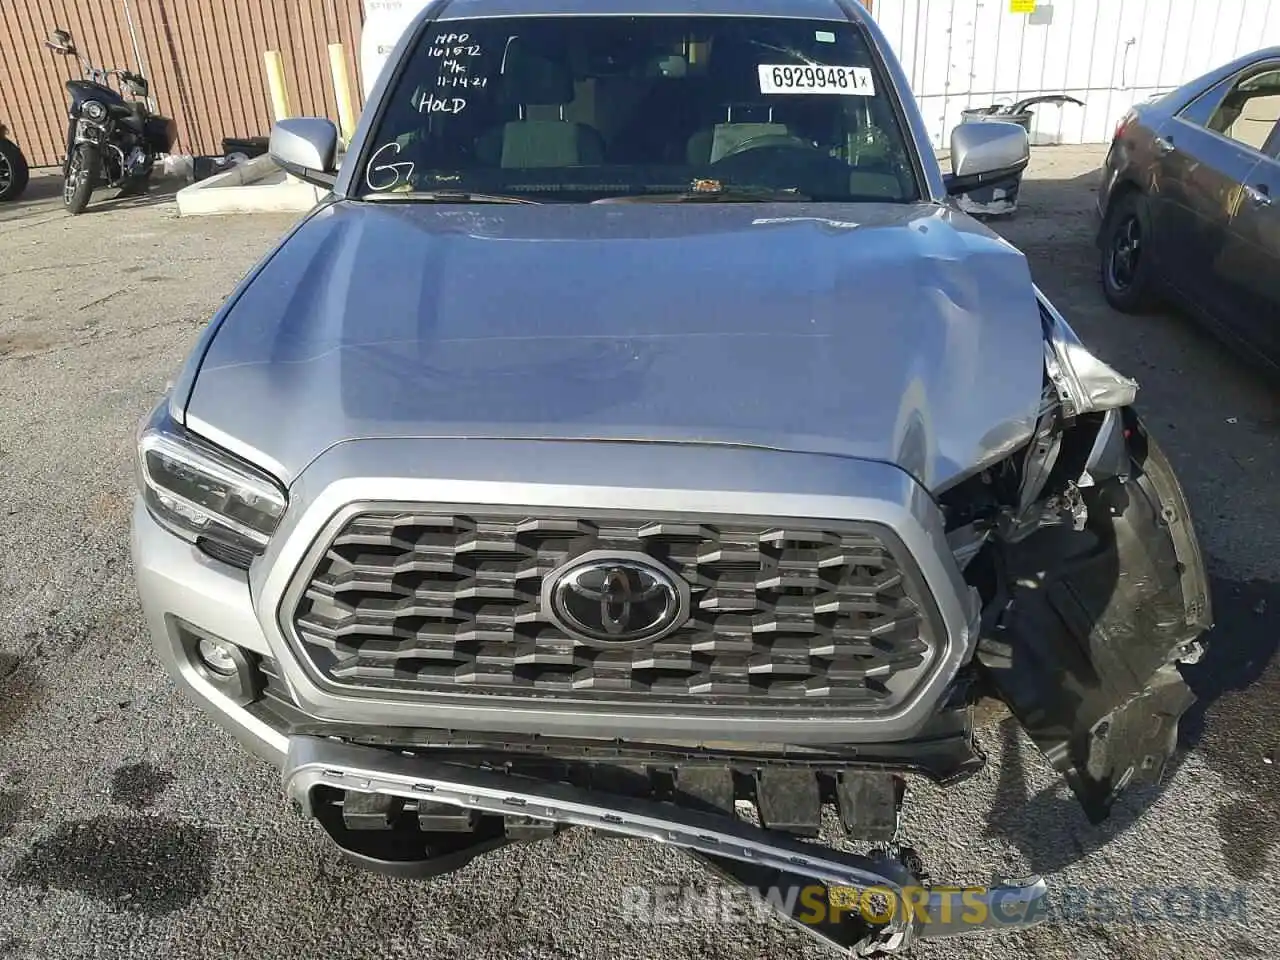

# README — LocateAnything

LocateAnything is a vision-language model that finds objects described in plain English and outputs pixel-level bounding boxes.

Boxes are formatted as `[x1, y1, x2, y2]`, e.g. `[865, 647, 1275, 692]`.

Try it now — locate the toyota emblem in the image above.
[543, 551, 690, 646]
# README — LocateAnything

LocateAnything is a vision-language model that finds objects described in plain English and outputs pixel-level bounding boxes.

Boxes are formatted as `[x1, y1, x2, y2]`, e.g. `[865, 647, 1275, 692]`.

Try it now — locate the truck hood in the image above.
[185, 200, 1045, 491]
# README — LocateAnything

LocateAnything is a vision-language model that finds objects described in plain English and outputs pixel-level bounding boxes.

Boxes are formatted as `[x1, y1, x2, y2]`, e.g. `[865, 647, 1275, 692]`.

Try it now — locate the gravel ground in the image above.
[0, 150, 1277, 960]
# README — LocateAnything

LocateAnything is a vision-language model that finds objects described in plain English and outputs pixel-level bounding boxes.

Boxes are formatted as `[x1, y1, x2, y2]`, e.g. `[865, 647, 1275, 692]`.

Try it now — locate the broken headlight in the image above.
[137, 407, 287, 560]
[1037, 286, 1138, 415]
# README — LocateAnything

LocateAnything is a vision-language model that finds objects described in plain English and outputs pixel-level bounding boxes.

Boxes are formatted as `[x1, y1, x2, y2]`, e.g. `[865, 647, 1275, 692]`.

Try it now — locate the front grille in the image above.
[289, 508, 937, 710]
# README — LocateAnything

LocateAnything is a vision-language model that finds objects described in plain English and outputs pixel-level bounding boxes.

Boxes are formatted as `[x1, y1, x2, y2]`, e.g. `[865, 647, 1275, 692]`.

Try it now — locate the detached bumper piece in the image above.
[285, 737, 1048, 955]
[979, 414, 1213, 821]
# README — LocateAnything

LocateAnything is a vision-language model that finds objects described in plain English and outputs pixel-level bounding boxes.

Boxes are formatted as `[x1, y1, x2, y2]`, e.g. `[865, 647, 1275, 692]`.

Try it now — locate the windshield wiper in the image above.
[593, 186, 811, 204]
[363, 191, 540, 204]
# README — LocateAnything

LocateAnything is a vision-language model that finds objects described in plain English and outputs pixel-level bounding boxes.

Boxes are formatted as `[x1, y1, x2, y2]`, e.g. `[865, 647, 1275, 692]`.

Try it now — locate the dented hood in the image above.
[185, 200, 1045, 490]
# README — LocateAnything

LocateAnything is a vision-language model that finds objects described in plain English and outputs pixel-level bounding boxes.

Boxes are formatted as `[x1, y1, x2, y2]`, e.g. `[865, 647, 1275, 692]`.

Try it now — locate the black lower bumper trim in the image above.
[312, 786, 512, 879]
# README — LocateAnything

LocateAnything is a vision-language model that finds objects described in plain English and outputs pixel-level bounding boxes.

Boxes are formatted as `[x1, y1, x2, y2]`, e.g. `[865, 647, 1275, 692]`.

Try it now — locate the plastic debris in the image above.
[159, 153, 194, 180]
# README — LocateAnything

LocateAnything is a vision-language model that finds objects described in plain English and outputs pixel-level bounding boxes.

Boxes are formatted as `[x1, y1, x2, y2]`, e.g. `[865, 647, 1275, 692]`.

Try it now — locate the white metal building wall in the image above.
[875, 0, 1280, 146]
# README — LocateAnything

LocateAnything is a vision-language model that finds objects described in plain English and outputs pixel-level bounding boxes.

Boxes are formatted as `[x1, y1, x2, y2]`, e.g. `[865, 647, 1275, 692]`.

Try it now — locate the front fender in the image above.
[968, 289, 1213, 821]
[62, 117, 75, 176]
[980, 406, 1212, 822]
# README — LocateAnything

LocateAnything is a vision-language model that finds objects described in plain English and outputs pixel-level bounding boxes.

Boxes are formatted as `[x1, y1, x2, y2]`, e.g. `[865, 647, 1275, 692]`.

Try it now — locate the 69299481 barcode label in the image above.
[758, 64, 875, 95]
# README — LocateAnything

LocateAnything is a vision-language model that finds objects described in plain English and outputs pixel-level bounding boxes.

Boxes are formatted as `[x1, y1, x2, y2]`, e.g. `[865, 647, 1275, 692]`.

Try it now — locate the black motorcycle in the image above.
[44, 28, 176, 215]
[0, 122, 30, 202]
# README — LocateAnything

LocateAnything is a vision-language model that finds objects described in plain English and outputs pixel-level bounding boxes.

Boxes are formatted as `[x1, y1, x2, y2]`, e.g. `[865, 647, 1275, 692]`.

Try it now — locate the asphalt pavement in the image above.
[0, 151, 1277, 960]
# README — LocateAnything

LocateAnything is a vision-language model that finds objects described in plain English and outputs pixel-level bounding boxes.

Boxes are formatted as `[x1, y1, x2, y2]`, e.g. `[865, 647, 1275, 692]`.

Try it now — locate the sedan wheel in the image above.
[1100, 191, 1157, 313]
[1108, 215, 1141, 291]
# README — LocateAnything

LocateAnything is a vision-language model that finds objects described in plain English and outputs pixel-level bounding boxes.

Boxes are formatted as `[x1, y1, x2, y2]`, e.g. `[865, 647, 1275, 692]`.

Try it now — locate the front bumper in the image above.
[134, 475, 1031, 954]
[131, 499, 287, 765]
[285, 735, 1049, 954]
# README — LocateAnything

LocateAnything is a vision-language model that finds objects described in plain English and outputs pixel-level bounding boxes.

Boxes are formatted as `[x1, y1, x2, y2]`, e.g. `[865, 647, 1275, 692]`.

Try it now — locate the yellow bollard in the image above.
[263, 50, 291, 122]
[328, 42, 357, 142]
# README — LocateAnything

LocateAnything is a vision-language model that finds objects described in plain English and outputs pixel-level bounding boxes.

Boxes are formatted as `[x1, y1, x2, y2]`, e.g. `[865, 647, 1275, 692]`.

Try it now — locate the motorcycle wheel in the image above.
[0, 136, 29, 202]
[64, 144, 99, 215]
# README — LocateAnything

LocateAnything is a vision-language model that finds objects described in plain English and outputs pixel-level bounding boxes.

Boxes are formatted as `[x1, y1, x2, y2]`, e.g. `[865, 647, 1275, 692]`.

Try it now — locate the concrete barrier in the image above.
[175, 153, 329, 216]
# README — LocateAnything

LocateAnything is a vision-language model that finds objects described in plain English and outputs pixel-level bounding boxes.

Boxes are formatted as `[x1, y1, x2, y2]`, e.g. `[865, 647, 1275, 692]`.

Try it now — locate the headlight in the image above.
[83, 100, 106, 121]
[1037, 286, 1138, 416]
[137, 408, 287, 560]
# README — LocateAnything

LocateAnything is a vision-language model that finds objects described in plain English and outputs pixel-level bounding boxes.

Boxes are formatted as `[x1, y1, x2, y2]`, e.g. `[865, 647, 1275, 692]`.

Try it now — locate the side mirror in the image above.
[45, 28, 74, 55]
[269, 117, 339, 188]
[944, 120, 1030, 196]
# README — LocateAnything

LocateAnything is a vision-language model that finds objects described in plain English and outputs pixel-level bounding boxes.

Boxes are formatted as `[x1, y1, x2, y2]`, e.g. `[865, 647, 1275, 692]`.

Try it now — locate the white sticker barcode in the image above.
[758, 64, 875, 96]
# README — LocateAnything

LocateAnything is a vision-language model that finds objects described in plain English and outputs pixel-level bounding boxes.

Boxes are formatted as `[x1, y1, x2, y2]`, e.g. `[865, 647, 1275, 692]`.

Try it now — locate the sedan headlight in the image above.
[83, 100, 107, 121]
[137, 409, 286, 561]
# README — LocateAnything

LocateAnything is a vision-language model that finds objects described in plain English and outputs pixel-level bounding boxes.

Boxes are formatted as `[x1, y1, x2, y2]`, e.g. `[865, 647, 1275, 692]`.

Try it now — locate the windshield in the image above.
[356, 15, 921, 203]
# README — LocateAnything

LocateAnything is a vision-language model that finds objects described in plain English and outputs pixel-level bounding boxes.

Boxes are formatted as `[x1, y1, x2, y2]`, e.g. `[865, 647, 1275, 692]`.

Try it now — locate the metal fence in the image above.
[875, 0, 1280, 146]
[0, 0, 365, 168]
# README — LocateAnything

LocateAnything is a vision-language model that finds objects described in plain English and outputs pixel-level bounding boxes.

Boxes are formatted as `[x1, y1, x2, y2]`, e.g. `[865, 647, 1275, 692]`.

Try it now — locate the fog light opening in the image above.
[171, 618, 264, 706]
[197, 636, 240, 677]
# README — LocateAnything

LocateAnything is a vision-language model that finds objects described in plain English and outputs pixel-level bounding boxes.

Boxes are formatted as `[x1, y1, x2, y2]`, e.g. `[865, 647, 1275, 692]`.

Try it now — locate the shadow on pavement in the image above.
[0, 171, 181, 226]
[86, 177, 184, 213]
[12, 171, 64, 203]
[1180, 575, 1280, 880]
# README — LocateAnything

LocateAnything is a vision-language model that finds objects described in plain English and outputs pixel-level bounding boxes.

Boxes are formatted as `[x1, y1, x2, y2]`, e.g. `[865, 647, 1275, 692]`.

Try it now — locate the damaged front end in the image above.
[272, 290, 1211, 956]
[943, 288, 1212, 821]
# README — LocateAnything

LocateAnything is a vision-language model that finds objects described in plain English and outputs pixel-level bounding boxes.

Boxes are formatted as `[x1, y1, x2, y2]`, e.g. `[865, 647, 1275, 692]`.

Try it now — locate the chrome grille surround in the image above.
[285, 503, 944, 718]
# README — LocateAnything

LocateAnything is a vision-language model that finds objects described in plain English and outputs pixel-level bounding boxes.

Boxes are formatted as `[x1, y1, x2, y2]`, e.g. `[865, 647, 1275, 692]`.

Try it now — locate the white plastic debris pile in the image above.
[160, 153, 195, 180]
[174, 153, 329, 216]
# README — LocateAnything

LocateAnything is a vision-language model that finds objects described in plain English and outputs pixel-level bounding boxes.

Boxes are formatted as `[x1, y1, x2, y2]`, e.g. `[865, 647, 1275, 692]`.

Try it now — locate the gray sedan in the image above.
[1099, 47, 1280, 369]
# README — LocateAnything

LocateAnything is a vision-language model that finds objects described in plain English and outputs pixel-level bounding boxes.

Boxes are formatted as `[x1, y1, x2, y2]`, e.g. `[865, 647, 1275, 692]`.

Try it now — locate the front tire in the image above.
[1100, 190, 1157, 313]
[63, 144, 99, 215]
[0, 136, 29, 202]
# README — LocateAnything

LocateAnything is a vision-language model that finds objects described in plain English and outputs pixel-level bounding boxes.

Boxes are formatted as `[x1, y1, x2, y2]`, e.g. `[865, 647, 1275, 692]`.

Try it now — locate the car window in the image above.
[1181, 65, 1280, 153]
[1178, 76, 1235, 127]
[356, 15, 921, 203]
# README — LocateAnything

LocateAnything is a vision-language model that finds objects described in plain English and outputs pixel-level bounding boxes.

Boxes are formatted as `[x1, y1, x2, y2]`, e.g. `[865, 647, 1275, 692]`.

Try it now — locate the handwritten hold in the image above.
[365, 141, 415, 191]
[417, 92, 467, 114]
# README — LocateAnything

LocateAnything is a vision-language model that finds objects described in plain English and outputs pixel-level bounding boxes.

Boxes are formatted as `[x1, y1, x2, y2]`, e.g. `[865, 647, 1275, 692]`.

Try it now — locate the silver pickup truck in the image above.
[130, 0, 1212, 953]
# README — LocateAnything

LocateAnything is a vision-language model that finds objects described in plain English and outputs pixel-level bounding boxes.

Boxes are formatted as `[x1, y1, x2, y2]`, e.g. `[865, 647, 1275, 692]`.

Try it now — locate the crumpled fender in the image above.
[980, 410, 1212, 820]
[977, 291, 1213, 821]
